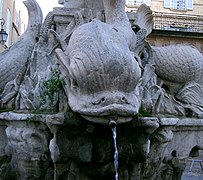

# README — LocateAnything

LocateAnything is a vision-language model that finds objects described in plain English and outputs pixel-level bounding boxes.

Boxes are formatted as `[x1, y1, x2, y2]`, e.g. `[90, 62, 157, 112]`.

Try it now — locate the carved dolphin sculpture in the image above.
[55, 1, 152, 124]
[0, 0, 42, 89]
[153, 45, 203, 93]
[131, 5, 203, 95]
[135, 6, 203, 113]
[152, 45, 203, 115]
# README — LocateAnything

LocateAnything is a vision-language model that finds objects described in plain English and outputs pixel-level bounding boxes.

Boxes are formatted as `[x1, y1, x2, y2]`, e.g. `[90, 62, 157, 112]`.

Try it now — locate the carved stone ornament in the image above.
[1, 0, 202, 122]
[0, 0, 203, 179]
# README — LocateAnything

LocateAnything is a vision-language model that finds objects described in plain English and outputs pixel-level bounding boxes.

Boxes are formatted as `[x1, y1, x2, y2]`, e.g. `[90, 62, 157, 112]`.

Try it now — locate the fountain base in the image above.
[1, 112, 201, 179]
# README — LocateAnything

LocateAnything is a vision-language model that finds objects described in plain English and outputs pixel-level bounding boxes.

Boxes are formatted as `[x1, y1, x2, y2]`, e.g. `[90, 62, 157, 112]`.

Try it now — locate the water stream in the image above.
[109, 119, 119, 180]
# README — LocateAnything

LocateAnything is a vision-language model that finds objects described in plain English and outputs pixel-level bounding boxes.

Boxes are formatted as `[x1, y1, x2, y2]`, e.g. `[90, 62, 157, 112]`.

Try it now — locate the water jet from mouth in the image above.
[109, 117, 119, 180]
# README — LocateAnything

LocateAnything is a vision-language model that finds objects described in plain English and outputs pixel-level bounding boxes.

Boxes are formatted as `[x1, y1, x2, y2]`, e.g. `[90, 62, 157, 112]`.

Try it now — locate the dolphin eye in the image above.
[132, 25, 141, 33]
[71, 79, 78, 88]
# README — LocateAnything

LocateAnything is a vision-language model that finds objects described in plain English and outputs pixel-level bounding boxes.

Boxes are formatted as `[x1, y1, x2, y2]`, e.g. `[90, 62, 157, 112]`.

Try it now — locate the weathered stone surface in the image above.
[5, 121, 52, 179]
[0, 126, 7, 156]
[0, 0, 203, 179]
[55, 1, 153, 125]
[1, 0, 203, 121]
[0, 0, 42, 91]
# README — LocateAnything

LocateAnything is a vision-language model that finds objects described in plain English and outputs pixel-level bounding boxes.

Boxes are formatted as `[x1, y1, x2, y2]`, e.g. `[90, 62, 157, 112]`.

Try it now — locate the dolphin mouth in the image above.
[75, 104, 138, 116]
[81, 115, 133, 125]
[75, 104, 138, 125]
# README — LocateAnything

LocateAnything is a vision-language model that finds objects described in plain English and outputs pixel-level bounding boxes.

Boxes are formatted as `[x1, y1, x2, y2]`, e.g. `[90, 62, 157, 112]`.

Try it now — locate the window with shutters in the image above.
[164, 0, 193, 10]
[126, 0, 151, 6]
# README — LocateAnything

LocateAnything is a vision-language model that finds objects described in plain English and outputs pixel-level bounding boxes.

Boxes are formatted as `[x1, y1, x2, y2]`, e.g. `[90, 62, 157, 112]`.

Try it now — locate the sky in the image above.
[35, 0, 62, 19]
[16, 0, 62, 32]
[16, 0, 61, 20]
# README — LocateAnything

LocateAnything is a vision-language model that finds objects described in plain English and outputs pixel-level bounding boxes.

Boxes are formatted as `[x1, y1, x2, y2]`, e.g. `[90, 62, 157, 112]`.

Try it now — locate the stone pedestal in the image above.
[0, 112, 202, 179]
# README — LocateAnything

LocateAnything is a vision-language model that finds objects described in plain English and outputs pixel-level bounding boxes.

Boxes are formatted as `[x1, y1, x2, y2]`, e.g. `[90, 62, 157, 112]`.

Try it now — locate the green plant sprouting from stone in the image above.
[135, 108, 151, 118]
[40, 68, 65, 105]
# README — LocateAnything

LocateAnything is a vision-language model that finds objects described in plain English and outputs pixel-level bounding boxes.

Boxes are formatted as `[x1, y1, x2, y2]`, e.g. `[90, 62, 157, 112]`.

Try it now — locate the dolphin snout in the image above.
[92, 94, 129, 106]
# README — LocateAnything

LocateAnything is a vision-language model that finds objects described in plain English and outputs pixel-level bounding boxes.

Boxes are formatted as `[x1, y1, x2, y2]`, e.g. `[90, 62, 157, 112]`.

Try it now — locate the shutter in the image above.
[164, 0, 171, 8]
[171, 0, 177, 9]
[144, 0, 151, 6]
[186, 0, 193, 10]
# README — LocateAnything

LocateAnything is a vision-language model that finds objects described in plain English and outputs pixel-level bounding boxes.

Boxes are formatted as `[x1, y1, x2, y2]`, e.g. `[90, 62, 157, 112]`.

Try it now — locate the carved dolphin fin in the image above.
[135, 4, 153, 37]
[23, 0, 43, 29]
[55, 48, 70, 77]
[0, 0, 43, 89]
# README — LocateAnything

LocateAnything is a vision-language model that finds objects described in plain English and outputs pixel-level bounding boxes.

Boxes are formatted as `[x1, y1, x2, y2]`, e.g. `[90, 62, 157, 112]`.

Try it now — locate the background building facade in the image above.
[126, 0, 203, 53]
[126, 0, 203, 15]
[0, 1, 202, 53]
[0, 0, 24, 52]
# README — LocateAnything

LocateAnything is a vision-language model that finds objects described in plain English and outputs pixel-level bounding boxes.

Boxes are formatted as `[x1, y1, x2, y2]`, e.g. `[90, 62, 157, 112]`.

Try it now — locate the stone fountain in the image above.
[0, 0, 203, 179]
